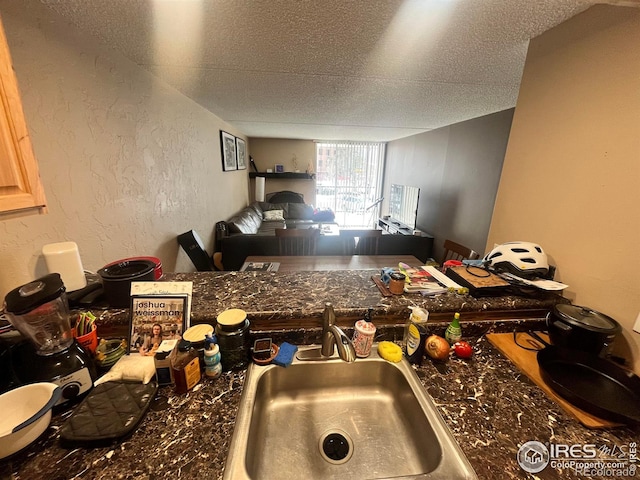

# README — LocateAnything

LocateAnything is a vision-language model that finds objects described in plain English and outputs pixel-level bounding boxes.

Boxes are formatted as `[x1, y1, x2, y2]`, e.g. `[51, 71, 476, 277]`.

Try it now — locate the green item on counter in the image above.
[76, 311, 96, 337]
[445, 312, 462, 344]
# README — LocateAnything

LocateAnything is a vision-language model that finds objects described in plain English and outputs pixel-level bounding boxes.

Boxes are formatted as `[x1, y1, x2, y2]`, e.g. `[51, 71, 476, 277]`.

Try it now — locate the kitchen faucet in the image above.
[320, 302, 356, 362]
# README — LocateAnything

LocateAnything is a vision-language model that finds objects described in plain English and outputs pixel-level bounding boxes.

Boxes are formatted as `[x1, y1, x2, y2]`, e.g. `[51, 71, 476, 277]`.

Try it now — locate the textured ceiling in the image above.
[37, 0, 616, 141]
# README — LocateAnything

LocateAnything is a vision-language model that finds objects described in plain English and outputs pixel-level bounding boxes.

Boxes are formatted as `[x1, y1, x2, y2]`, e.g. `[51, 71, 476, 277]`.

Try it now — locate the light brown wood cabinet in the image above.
[0, 16, 46, 216]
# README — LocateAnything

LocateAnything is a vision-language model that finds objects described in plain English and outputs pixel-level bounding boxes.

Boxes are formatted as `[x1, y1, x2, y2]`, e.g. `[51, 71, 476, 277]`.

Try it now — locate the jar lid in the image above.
[390, 272, 406, 281]
[4, 273, 66, 315]
[554, 304, 621, 333]
[183, 324, 214, 343]
[217, 308, 247, 327]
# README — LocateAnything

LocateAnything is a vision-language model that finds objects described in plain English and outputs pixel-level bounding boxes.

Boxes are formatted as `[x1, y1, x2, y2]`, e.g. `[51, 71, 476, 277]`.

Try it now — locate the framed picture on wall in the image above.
[220, 130, 237, 171]
[236, 137, 247, 170]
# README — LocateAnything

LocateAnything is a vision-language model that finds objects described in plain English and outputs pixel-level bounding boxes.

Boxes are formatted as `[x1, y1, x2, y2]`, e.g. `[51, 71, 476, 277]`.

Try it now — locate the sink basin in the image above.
[224, 345, 477, 479]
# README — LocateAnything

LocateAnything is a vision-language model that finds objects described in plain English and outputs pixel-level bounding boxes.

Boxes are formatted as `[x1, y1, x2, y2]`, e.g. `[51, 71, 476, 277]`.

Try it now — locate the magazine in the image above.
[241, 262, 280, 272]
[402, 266, 448, 294]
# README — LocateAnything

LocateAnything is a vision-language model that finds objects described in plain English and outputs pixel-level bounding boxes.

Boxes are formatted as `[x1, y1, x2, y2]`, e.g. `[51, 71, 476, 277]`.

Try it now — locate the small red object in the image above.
[453, 341, 473, 359]
[443, 260, 463, 268]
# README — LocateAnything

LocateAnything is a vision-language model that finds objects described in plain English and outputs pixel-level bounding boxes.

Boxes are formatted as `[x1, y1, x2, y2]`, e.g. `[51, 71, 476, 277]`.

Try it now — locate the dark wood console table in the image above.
[378, 216, 416, 235]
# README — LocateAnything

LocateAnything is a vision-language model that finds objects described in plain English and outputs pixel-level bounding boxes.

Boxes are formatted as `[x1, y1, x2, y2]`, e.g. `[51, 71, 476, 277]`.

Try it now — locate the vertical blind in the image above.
[315, 142, 386, 228]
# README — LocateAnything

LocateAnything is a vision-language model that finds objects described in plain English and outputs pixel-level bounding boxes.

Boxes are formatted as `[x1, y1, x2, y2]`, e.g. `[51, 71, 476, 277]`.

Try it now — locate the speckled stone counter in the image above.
[4, 271, 620, 480]
[2, 336, 637, 480]
[94, 271, 568, 338]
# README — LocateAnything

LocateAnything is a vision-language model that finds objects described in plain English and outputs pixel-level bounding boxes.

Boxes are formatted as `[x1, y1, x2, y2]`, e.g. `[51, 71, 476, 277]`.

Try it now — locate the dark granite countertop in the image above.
[2, 333, 637, 480]
[94, 271, 568, 338]
[4, 271, 624, 480]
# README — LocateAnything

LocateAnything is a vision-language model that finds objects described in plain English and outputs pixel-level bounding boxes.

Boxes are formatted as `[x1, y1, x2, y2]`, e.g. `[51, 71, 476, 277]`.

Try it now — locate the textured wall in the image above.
[384, 109, 513, 262]
[0, 0, 249, 299]
[248, 138, 317, 204]
[487, 5, 640, 370]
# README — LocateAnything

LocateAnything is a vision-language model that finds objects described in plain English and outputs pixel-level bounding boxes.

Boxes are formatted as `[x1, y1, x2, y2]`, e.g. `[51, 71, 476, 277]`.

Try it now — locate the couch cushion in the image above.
[284, 219, 316, 226]
[248, 202, 263, 217]
[258, 220, 286, 235]
[227, 206, 262, 234]
[287, 203, 315, 220]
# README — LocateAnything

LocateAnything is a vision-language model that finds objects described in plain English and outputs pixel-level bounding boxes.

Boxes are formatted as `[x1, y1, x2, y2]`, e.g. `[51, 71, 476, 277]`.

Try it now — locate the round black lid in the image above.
[554, 304, 621, 333]
[98, 260, 155, 280]
[4, 273, 66, 315]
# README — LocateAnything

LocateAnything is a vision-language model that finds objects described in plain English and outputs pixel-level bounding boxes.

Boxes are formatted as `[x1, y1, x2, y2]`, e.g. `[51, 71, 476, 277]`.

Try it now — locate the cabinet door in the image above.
[0, 16, 47, 215]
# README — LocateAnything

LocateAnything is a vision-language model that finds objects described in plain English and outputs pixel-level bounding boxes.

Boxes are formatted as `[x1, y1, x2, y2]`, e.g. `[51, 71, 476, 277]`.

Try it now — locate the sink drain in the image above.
[319, 429, 353, 465]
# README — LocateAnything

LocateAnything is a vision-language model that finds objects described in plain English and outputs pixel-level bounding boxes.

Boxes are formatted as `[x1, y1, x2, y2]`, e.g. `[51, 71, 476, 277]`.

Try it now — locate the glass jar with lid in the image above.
[215, 308, 250, 371]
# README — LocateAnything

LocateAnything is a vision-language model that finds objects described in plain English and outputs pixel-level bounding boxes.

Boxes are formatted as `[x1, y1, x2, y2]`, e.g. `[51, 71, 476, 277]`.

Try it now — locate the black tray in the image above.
[537, 346, 640, 425]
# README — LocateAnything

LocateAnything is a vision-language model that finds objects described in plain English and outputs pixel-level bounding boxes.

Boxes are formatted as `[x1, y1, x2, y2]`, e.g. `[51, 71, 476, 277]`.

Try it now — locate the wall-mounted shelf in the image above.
[249, 172, 315, 180]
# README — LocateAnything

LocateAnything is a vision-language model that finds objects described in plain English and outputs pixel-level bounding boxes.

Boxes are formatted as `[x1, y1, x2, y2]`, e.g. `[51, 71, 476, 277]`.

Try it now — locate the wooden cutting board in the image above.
[446, 266, 509, 296]
[486, 332, 623, 429]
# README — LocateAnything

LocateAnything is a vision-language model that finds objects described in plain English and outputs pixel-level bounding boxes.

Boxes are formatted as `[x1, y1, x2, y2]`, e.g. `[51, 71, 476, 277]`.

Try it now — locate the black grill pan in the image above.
[537, 345, 640, 425]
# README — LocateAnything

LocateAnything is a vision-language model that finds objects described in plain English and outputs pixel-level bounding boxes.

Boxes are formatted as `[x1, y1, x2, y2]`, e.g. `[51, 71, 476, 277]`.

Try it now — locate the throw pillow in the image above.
[263, 209, 285, 221]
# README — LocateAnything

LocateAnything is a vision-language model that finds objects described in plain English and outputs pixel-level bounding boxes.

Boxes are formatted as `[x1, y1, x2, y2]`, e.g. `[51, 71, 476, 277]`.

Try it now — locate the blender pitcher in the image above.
[4, 273, 74, 355]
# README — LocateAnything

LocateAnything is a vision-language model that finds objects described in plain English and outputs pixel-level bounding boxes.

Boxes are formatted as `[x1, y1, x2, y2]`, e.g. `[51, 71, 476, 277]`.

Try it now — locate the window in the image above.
[315, 142, 385, 228]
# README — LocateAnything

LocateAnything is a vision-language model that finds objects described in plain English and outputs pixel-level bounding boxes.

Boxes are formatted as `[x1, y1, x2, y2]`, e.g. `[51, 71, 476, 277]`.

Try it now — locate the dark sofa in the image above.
[218, 201, 434, 271]
[225, 201, 328, 235]
[219, 201, 342, 270]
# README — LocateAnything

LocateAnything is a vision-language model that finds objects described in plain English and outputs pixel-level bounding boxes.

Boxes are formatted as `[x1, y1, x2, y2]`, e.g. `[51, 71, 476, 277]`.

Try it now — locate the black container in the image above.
[97, 260, 155, 308]
[215, 309, 250, 371]
[546, 304, 621, 357]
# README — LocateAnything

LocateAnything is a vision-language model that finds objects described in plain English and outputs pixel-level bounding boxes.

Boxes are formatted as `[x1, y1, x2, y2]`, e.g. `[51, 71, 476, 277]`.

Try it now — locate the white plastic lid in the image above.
[409, 306, 429, 323]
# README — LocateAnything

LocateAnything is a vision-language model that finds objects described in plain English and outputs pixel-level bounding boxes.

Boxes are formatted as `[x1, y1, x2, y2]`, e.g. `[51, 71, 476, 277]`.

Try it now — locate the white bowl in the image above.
[0, 382, 61, 459]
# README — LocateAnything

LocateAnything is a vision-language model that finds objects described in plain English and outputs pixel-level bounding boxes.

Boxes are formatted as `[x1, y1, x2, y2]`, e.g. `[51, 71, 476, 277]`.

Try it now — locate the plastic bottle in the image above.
[170, 340, 201, 394]
[403, 306, 429, 364]
[445, 312, 462, 344]
[352, 308, 376, 358]
[204, 344, 222, 379]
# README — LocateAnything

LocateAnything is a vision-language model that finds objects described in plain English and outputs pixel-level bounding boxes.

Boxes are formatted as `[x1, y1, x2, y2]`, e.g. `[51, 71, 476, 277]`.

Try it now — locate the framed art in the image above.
[236, 137, 247, 170]
[275, 164, 284, 173]
[129, 295, 188, 355]
[220, 130, 237, 171]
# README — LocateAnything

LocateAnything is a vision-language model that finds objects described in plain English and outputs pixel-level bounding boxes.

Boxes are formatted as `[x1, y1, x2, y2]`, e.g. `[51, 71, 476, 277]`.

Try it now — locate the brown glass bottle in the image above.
[170, 340, 201, 394]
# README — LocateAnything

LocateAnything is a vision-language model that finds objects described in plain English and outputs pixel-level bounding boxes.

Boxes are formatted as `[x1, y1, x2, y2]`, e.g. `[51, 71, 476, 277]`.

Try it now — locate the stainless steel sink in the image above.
[224, 345, 477, 479]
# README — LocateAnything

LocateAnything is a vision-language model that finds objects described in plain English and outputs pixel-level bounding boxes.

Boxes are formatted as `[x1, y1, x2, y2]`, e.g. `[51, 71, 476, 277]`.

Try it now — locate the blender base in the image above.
[10, 340, 96, 406]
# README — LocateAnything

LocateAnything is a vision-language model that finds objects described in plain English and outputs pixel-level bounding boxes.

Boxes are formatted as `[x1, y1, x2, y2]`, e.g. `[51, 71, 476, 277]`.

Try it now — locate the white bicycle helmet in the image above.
[483, 241, 549, 279]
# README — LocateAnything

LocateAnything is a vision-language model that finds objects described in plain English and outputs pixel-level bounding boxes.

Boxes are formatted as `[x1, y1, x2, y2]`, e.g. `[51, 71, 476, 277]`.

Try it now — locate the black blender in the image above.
[3, 273, 96, 405]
